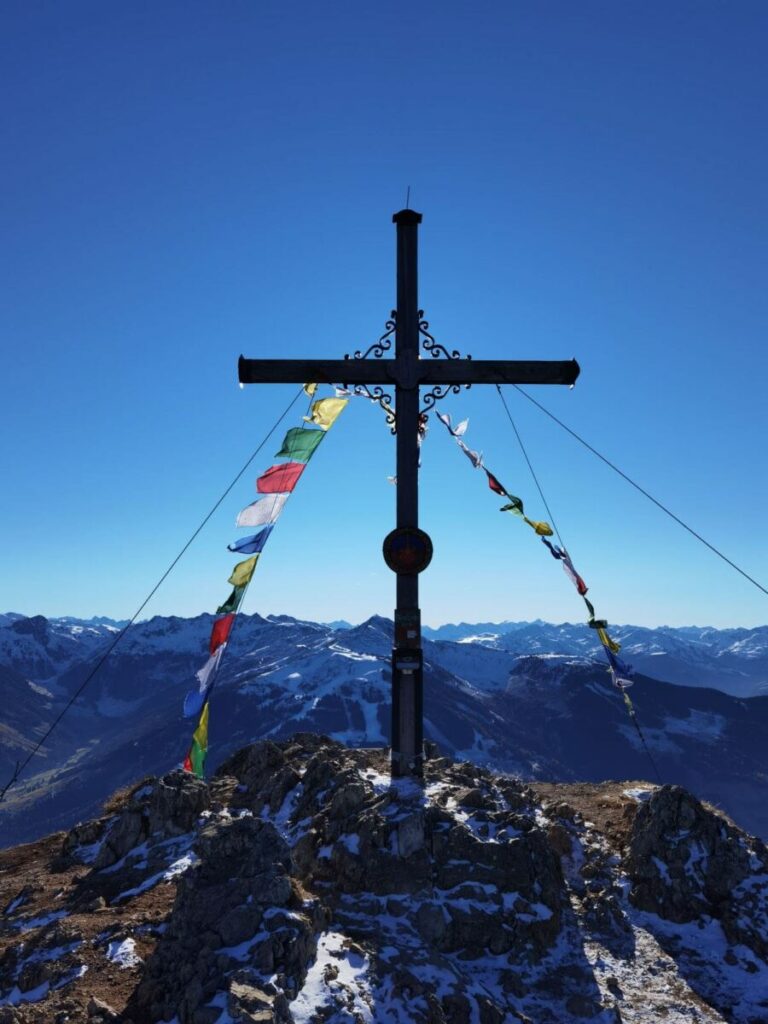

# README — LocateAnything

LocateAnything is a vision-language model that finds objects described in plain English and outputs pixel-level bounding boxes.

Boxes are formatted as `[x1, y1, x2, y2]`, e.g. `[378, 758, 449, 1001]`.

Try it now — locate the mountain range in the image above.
[1, 612, 768, 847]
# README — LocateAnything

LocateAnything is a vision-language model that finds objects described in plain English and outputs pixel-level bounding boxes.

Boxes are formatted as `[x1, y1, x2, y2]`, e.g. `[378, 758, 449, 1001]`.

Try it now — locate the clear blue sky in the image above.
[2, 1, 767, 628]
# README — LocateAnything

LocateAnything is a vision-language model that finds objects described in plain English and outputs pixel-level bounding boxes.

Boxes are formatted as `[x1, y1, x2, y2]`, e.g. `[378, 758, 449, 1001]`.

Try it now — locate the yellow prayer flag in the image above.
[193, 701, 209, 749]
[524, 517, 554, 537]
[228, 555, 259, 587]
[303, 383, 318, 397]
[597, 627, 621, 654]
[304, 397, 348, 431]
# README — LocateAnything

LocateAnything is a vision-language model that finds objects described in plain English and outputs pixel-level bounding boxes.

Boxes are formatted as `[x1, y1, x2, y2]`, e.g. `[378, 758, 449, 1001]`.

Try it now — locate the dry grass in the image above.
[101, 775, 154, 816]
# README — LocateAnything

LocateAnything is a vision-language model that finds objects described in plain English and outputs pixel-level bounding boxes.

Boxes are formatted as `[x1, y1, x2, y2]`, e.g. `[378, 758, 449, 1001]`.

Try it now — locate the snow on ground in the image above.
[0, 980, 50, 1007]
[11, 941, 82, 980]
[361, 768, 391, 795]
[623, 787, 656, 802]
[635, 910, 768, 1022]
[13, 909, 68, 932]
[291, 930, 373, 1023]
[581, 924, 727, 1023]
[0, 964, 88, 1008]
[2, 894, 28, 916]
[110, 836, 200, 903]
[106, 937, 142, 968]
[663, 709, 726, 742]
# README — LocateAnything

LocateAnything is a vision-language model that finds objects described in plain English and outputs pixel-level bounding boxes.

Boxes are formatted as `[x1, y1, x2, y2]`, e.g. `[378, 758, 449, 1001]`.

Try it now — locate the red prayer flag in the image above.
[485, 469, 506, 496]
[209, 613, 235, 655]
[256, 462, 305, 494]
[183, 752, 193, 773]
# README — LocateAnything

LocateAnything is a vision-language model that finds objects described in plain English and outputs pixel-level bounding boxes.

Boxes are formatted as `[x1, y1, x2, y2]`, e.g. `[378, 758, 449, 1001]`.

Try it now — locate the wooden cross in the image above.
[239, 210, 579, 777]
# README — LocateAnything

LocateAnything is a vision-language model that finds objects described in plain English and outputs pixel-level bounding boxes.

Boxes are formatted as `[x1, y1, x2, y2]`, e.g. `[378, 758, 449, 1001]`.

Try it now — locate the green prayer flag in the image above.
[275, 427, 324, 463]
[500, 497, 524, 516]
[184, 702, 209, 779]
[217, 585, 245, 615]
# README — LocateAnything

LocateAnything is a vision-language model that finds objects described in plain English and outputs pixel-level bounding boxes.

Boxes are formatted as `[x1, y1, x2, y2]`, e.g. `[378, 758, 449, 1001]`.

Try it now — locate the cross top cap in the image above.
[392, 209, 423, 225]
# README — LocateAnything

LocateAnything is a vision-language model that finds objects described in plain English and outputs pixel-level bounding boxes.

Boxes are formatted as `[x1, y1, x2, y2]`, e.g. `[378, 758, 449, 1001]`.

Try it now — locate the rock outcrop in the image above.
[1, 736, 768, 1023]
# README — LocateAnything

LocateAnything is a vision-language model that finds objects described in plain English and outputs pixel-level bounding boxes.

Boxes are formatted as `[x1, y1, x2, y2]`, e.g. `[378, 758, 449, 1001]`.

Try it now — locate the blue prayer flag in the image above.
[227, 524, 274, 555]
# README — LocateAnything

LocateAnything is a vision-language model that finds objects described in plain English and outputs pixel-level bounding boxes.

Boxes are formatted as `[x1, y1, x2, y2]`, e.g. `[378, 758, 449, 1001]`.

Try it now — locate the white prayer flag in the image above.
[236, 493, 289, 529]
[436, 411, 469, 437]
[195, 644, 226, 692]
[457, 438, 483, 468]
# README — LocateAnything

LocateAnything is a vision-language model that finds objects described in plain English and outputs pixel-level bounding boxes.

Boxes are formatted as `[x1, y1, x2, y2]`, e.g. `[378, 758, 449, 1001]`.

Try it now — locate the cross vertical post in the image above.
[391, 209, 424, 777]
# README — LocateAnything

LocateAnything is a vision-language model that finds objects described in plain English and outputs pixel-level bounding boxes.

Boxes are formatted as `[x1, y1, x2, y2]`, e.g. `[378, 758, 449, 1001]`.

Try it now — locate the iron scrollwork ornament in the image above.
[419, 312, 468, 361]
[345, 312, 396, 361]
[341, 313, 397, 433]
[353, 384, 396, 434]
[418, 310, 472, 416]
[421, 383, 465, 413]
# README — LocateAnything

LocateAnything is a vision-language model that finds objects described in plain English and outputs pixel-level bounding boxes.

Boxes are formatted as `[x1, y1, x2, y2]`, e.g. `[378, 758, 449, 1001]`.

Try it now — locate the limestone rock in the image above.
[4, 736, 767, 1024]
[87, 995, 120, 1020]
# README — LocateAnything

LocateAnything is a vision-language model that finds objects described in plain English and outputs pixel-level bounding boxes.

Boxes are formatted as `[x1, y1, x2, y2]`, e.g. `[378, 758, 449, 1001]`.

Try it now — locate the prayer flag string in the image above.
[435, 410, 652, 741]
[181, 388, 348, 778]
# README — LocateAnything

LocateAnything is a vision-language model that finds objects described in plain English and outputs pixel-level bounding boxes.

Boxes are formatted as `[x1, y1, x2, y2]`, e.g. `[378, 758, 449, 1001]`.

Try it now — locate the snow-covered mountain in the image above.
[424, 619, 768, 696]
[2, 611, 768, 847]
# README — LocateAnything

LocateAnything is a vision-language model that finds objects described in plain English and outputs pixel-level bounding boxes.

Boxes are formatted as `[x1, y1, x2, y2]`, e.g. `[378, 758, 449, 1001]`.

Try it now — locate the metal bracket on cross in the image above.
[343, 315, 397, 433]
[418, 312, 473, 416]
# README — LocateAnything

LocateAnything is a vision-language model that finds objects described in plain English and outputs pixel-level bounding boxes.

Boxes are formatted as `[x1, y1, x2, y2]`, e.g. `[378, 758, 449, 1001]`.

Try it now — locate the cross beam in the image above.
[238, 358, 579, 388]
[238, 210, 580, 778]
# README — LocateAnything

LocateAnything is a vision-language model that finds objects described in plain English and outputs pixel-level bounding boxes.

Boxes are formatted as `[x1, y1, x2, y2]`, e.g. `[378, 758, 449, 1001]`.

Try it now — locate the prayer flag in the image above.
[605, 648, 633, 676]
[303, 383, 318, 397]
[256, 462, 305, 493]
[228, 556, 258, 587]
[275, 427, 324, 463]
[436, 412, 468, 437]
[485, 470, 508, 496]
[183, 702, 209, 779]
[183, 645, 226, 718]
[457, 439, 483, 468]
[524, 517, 553, 537]
[544, 539, 564, 558]
[304, 397, 348, 430]
[210, 614, 235, 655]
[596, 626, 621, 654]
[543, 541, 589, 596]
[236, 494, 288, 529]
[500, 498, 524, 517]
[561, 558, 588, 596]
[217, 586, 245, 615]
[227, 524, 274, 555]
[542, 539, 560, 560]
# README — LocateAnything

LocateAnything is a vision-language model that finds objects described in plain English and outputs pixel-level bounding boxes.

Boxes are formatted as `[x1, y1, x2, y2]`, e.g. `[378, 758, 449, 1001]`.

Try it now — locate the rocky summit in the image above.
[1, 736, 768, 1023]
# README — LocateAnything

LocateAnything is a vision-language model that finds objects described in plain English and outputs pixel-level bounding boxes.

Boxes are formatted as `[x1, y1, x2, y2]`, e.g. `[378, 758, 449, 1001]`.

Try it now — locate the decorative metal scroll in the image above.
[345, 312, 396, 361]
[418, 310, 472, 416]
[421, 383, 466, 413]
[341, 313, 397, 433]
[355, 384, 396, 434]
[419, 312, 468, 361]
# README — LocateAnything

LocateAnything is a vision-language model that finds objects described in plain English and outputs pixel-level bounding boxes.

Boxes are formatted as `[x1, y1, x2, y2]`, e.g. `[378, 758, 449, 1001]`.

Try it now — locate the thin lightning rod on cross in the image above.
[239, 210, 580, 779]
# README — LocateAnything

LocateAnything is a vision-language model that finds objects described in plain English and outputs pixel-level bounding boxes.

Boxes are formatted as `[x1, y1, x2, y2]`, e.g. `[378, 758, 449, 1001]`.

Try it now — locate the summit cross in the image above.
[239, 209, 580, 778]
